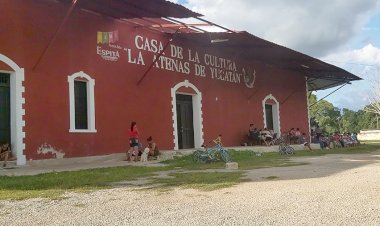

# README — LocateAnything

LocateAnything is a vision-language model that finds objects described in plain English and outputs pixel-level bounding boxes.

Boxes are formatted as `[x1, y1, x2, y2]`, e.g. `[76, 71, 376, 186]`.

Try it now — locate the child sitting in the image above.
[1, 142, 10, 167]
[147, 136, 159, 157]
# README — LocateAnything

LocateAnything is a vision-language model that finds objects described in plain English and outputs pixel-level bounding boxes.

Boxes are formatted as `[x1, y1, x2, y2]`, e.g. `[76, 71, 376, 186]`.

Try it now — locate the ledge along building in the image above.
[0, 0, 361, 165]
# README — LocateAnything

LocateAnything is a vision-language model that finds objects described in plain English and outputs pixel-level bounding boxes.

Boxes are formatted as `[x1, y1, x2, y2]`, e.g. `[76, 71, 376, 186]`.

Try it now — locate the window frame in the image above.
[68, 71, 96, 133]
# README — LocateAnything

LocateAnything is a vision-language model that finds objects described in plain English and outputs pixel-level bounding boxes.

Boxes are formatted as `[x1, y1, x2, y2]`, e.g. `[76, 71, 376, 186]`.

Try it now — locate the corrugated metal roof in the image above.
[58, 0, 361, 91]
[172, 31, 361, 91]
[58, 0, 202, 19]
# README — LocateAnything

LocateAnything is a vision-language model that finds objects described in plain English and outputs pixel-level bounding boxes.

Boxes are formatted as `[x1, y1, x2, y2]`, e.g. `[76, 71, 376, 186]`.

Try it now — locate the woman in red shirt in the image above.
[126, 121, 140, 161]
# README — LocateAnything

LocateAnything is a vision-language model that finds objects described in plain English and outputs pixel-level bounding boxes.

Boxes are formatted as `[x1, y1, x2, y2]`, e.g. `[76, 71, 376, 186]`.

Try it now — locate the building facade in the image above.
[0, 0, 359, 165]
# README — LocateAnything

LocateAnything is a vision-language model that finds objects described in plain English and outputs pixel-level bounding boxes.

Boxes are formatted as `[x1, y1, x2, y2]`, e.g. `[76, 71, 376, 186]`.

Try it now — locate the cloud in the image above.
[316, 44, 380, 110]
[323, 44, 380, 66]
[184, 0, 380, 57]
[322, 44, 380, 80]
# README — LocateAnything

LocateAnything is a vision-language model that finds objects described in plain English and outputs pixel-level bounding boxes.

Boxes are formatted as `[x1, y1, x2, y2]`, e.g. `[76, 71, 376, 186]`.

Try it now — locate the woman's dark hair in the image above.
[130, 121, 136, 131]
[147, 136, 153, 142]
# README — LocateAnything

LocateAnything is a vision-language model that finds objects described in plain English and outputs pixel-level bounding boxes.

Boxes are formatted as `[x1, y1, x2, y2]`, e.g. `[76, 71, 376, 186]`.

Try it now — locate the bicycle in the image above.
[193, 136, 231, 163]
[278, 137, 295, 155]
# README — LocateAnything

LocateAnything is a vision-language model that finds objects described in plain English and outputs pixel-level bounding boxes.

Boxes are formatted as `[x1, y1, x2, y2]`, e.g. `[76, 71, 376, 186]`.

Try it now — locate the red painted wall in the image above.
[0, 0, 310, 160]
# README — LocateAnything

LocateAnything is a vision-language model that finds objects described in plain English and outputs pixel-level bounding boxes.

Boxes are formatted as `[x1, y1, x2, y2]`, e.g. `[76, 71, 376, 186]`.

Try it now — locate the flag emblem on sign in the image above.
[97, 30, 119, 44]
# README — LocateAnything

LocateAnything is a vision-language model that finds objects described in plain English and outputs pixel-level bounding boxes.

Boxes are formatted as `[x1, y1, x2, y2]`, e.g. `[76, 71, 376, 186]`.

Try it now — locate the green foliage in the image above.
[309, 93, 379, 133]
[356, 108, 379, 130]
[309, 93, 341, 133]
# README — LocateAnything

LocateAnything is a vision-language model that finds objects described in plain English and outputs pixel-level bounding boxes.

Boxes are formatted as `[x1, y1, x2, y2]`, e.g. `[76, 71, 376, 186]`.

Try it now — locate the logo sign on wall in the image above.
[96, 30, 120, 61]
[97, 31, 119, 44]
[243, 68, 256, 88]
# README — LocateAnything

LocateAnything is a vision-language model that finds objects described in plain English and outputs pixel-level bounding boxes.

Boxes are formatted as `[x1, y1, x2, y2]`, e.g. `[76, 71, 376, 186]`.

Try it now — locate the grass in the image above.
[293, 143, 380, 157]
[1, 144, 379, 200]
[161, 150, 306, 170]
[359, 140, 380, 143]
[0, 166, 161, 200]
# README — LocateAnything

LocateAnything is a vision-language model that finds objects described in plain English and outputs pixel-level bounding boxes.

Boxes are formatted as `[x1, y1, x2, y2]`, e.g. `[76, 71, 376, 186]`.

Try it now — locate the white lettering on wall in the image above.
[126, 49, 145, 65]
[170, 45, 183, 59]
[188, 49, 200, 63]
[194, 64, 206, 77]
[97, 46, 120, 61]
[97, 33, 255, 87]
[135, 35, 164, 54]
[153, 55, 190, 75]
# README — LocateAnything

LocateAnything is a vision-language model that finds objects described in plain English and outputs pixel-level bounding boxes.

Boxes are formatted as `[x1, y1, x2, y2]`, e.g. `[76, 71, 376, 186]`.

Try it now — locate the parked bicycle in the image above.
[193, 135, 231, 163]
[278, 136, 295, 155]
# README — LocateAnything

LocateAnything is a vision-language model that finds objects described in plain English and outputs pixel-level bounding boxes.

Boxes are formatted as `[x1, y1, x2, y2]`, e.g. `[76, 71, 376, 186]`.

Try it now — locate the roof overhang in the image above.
[58, 0, 202, 18]
[171, 32, 361, 91]
[57, 0, 361, 91]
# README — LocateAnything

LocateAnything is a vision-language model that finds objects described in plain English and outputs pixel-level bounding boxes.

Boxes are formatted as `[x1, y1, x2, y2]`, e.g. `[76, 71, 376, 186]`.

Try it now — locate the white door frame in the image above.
[0, 53, 26, 165]
[171, 80, 204, 150]
[262, 94, 281, 136]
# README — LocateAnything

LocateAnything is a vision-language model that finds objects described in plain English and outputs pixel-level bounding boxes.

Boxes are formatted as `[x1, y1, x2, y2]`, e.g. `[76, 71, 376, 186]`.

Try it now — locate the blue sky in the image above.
[171, 0, 380, 111]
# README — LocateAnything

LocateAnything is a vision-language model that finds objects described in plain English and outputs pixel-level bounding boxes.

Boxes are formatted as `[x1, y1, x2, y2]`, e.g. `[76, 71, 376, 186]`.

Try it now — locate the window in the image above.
[74, 80, 88, 129]
[68, 71, 96, 133]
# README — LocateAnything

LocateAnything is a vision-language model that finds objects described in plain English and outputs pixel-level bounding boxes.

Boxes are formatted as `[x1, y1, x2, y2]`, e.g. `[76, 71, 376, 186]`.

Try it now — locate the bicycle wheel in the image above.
[279, 145, 286, 155]
[204, 148, 217, 162]
[285, 146, 295, 155]
[220, 149, 231, 162]
[192, 150, 203, 163]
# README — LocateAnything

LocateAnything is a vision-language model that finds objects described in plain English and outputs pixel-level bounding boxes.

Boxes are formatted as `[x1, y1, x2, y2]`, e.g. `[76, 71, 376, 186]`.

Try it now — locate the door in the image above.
[0, 72, 11, 143]
[265, 104, 274, 130]
[176, 94, 194, 149]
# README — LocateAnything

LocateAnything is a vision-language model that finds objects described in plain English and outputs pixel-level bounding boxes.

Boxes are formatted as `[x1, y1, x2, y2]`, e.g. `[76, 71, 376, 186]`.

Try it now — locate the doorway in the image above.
[265, 104, 274, 130]
[176, 94, 194, 149]
[262, 94, 281, 136]
[0, 53, 26, 165]
[0, 72, 10, 144]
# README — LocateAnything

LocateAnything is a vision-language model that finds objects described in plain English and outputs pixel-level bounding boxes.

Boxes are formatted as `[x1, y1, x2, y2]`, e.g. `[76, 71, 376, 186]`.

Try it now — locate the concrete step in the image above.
[1, 160, 18, 169]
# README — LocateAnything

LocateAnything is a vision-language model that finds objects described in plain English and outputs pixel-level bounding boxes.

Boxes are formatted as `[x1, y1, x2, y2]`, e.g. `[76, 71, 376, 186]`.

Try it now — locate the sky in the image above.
[169, 0, 380, 111]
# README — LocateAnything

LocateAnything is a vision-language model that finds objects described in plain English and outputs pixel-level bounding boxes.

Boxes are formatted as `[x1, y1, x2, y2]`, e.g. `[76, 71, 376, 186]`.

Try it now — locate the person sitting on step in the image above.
[147, 136, 159, 158]
[0, 142, 10, 167]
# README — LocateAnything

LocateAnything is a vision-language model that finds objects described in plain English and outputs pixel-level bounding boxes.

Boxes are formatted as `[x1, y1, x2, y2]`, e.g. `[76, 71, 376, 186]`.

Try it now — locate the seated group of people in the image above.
[126, 136, 159, 162]
[286, 128, 310, 145]
[247, 125, 312, 149]
[318, 132, 359, 149]
[247, 124, 276, 146]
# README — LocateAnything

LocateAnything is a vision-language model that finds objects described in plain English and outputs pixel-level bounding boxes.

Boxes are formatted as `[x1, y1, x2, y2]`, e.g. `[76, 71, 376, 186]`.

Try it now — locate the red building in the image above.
[0, 0, 360, 165]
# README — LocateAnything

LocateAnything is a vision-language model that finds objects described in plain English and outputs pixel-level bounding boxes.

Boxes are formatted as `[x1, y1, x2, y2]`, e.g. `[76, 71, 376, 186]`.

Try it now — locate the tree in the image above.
[309, 93, 377, 134]
[357, 107, 379, 130]
[341, 108, 359, 133]
[365, 70, 380, 116]
[308, 93, 341, 134]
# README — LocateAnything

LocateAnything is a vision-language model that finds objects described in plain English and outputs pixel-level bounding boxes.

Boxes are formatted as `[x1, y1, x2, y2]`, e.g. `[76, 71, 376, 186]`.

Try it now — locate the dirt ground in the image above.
[1, 150, 379, 226]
